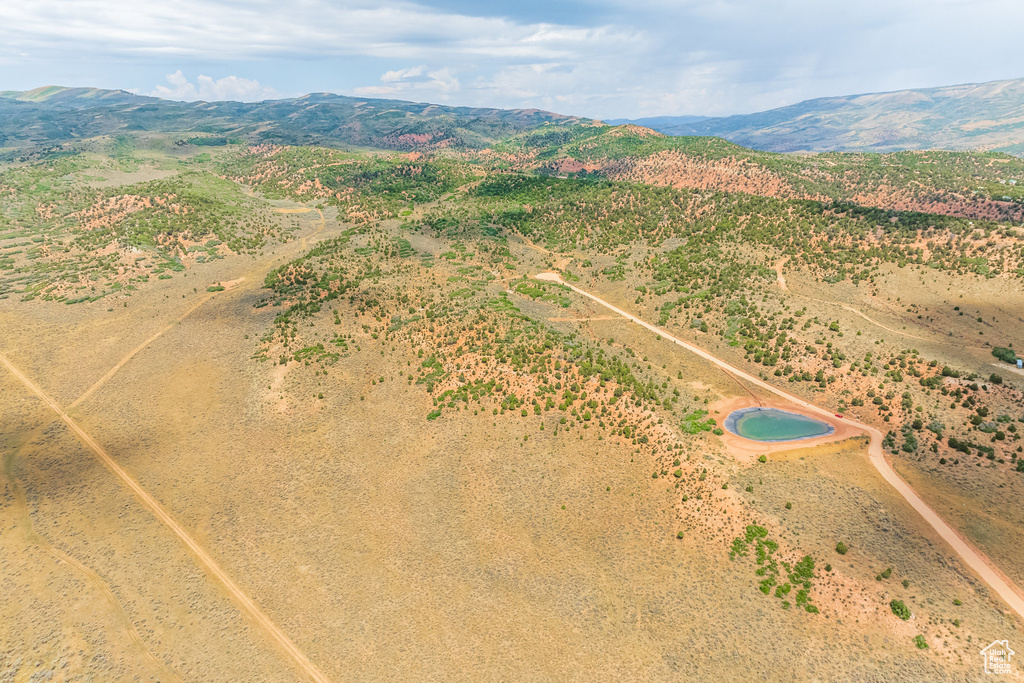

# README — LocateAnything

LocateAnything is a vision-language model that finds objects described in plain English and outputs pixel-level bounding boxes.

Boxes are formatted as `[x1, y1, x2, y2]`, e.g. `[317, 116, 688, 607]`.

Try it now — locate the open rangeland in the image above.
[2, 140, 1024, 682]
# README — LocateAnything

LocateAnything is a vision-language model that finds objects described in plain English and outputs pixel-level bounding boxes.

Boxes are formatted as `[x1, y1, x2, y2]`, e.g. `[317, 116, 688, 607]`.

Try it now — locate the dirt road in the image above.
[536, 271, 1024, 622]
[0, 350, 331, 683]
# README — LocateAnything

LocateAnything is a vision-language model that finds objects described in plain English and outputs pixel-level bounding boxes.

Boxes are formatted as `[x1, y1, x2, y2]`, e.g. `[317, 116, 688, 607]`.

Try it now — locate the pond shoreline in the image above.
[724, 406, 835, 442]
[711, 395, 861, 462]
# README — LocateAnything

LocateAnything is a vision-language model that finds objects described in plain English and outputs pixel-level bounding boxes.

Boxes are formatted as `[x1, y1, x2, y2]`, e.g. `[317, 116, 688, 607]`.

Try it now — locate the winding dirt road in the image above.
[536, 271, 1024, 622]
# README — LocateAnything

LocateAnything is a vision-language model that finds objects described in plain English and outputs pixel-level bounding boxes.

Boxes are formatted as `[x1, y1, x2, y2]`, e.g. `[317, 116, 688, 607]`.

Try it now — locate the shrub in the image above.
[673, 469, 682, 478]
[835, 542, 848, 555]
[758, 454, 767, 463]
[992, 347, 1017, 364]
[913, 635, 928, 650]
[676, 531, 684, 539]
[890, 599, 911, 620]
[680, 409, 716, 434]
[901, 431, 918, 453]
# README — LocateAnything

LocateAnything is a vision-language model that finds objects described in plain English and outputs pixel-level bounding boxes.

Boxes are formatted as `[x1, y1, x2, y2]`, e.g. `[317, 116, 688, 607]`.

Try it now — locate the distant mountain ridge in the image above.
[609, 78, 1024, 154]
[604, 114, 708, 128]
[0, 85, 158, 108]
[0, 86, 590, 151]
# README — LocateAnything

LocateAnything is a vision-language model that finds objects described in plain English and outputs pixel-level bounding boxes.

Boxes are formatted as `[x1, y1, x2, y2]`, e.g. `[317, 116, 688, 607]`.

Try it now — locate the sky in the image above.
[0, 0, 1020, 119]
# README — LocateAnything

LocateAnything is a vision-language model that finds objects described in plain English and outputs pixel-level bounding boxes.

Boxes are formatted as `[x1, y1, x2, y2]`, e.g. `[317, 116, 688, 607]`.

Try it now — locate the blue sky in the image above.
[0, 0, 1020, 119]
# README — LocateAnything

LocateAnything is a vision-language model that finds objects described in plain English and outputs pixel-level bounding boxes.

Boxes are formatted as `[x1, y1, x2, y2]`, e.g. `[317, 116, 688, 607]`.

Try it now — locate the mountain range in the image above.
[608, 78, 1024, 154]
[1, 77, 1023, 155]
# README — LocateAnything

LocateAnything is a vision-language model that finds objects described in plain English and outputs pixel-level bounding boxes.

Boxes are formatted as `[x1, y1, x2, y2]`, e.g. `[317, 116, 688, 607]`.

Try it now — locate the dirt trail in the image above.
[521, 237, 550, 256]
[537, 271, 1024, 622]
[71, 207, 326, 413]
[547, 315, 621, 322]
[69, 291, 221, 410]
[775, 260, 985, 350]
[2, 196, 335, 680]
[3, 444, 182, 681]
[997, 362, 1024, 377]
[0, 350, 331, 683]
[774, 258, 789, 291]
[518, 237, 574, 270]
[301, 209, 325, 250]
[826, 298, 985, 350]
[836, 304, 941, 344]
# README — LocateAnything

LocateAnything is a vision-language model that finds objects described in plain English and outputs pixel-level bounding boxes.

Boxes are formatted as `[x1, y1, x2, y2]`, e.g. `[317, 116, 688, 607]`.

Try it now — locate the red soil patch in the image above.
[711, 395, 864, 463]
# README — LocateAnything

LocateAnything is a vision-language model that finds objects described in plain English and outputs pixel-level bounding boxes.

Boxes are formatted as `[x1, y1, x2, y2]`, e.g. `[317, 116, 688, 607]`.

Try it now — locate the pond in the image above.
[724, 407, 834, 442]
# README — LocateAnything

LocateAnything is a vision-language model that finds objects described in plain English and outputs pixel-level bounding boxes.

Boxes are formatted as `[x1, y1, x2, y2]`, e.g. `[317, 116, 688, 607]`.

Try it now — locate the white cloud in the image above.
[150, 70, 279, 102]
[354, 66, 461, 100]
[381, 66, 427, 84]
[0, 0, 1021, 118]
[0, 0, 628, 63]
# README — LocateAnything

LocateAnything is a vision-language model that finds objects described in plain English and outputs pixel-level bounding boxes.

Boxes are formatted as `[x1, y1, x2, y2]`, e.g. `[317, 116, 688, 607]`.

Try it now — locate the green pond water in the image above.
[727, 408, 833, 442]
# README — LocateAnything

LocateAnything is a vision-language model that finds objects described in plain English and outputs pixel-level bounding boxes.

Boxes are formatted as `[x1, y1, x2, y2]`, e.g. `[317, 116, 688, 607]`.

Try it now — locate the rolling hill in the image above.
[0, 85, 158, 108]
